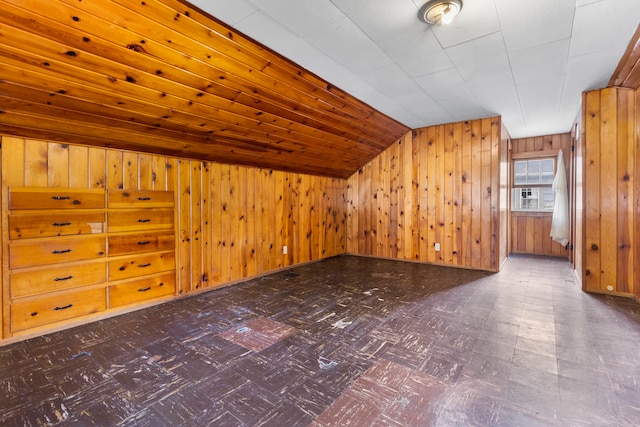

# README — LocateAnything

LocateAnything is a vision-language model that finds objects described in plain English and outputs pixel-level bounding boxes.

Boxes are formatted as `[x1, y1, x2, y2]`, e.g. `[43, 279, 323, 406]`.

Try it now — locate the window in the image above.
[512, 158, 555, 211]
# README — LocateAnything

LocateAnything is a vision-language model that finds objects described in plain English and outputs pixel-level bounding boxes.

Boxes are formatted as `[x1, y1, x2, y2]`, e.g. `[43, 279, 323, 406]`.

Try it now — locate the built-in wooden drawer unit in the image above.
[9, 235, 107, 269]
[9, 187, 105, 210]
[108, 190, 173, 208]
[107, 209, 173, 232]
[10, 260, 107, 298]
[9, 211, 105, 239]
[11, 288, 107, 332]
[108, 230, 175, 256]
[108, 251, 175, 281]
[3, 186, 175, 340]
[109, 273, 175, 308]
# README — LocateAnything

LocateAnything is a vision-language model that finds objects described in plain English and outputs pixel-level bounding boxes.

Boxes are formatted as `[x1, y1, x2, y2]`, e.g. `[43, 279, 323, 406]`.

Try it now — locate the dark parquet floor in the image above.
[2, 255, 640, 426]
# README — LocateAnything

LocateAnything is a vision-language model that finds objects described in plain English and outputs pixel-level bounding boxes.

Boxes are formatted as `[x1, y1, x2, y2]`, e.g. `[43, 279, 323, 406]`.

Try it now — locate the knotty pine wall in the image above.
[581, 87, 636, 297]
[346, 117, 507, 272]
[0, 135, 346, 338]
[510, 133, 571, 258]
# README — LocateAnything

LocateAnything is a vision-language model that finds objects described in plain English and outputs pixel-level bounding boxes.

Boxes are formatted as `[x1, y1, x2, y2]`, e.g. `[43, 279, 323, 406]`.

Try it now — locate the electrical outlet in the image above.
[283, 245, 288, 254]
[434, 243, 440, 251]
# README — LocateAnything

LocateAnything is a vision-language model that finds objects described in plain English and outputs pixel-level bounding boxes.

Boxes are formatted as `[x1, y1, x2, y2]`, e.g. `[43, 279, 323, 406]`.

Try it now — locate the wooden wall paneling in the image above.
[636, 87, 640, 300]
[228, 165, 242, 281]
[616, 91, 634, 294]
[47, 143, 68, 187]
[138, 154, 153, 191]
[359, 164, 369, 255]
[107, 151, 124, 190]
[480, 119, 492, 270]
[69, 145, 89, 188]
[418, 129, 429, 260]
[387, 143, 397, 258]
[461, 121, 472, 267]
[345, 117, 503, 271]
[1, 136, 25, 339]
[262, 169, 274, 272]
[209, 162, 222, 286]
[191, 162, 203, 290]
[509, 132, 571, 258]
[178, 160, 192, 294]
[24, 139, 47, 187]
[219, 165, 232, 283]
[88, 147, 106, 189]
[599, 90, 619, 293]
[584, 90, 603, 291]
[122, 152, 138, 191]
[253, 169, 265, 273]
[470, 121, 482, 269]
[244, 167, 256, 277]
[346, 178, 356, 254]
[275, 171, 285, 266]
[490, 118, 501, 269]
[201, 161, 212, 289]
[408, 132, 419, 260]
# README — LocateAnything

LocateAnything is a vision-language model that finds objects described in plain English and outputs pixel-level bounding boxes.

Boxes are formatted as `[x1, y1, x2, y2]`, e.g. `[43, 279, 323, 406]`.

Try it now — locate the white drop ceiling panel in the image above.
[190, 0, 640, 138]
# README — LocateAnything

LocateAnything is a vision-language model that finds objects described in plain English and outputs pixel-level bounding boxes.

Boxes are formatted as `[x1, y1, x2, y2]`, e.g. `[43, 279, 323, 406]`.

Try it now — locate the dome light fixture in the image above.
[420, 0, 463, 26]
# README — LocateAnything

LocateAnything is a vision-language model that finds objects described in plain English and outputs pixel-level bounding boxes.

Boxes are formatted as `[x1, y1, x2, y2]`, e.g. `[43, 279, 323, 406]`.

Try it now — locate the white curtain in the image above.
[550, 149, 569, 247]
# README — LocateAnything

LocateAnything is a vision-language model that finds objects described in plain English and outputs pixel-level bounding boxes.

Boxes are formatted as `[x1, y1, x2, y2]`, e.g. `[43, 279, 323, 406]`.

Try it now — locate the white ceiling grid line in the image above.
[189, 0, 640, 138]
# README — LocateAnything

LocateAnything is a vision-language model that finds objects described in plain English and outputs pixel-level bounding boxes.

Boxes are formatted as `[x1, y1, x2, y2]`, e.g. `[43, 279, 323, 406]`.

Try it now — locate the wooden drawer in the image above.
[108, 251, 175, 281]
[109, 273, 175, 308]
[11, 260, 107, 298]
[108, 190, 174, 208]
[107, 209, 173, 232]
[9, 211, 105, 239]
[108, 231, 175, 256]
[9, 187, 105, 210]
[11, 288, 106, 332]
[9, 236, 106, 269]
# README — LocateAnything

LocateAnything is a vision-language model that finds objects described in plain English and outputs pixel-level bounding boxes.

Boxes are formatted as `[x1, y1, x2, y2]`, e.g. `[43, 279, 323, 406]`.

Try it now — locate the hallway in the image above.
[1, 255, 639, 426]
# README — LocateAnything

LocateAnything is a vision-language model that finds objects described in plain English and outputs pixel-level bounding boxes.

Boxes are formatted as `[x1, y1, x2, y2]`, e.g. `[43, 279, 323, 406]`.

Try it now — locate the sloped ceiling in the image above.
[198, 0, 640, 138]
[0, 0, 409, 179]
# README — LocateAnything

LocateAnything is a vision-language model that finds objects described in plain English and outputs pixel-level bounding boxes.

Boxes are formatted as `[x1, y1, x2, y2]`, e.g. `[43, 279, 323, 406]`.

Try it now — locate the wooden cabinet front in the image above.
[9, 188, 105, 210]
[108, 231, 175, 256]
[10, 260, 107, 298]
[11, 288, 107, 332]
[9, 211, 105, 239]
[9, 236, 107, 269]
[108, 190, 173, 208]
[109, 273, 175, 308]
[108, 251, 175, 281]
[3, 186, 176, 340]
[107, 209, 173, 232]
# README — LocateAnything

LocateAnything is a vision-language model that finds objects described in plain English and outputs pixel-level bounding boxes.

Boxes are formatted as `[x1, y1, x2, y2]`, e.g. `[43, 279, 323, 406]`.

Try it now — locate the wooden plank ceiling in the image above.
[609, 24, 640, 89]
[0, 0, 410, 179]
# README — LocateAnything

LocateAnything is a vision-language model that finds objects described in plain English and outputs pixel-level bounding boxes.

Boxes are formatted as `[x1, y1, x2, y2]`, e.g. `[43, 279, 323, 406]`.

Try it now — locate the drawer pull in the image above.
[72, 200, 81, 205]
[138, 263, 151, 268]
[54, 304, 73, 311]
[52, 249, 72, 254]
[137, 241, 151, 245]
[52, 222, 72, 227]
[52, 196, 71, 200]
[137, 197, 151, 201]
[54, 275, 73, 281]
[138, 219, 151, 223]
[138, 286, 151, 292]
[31, 312, 38, 317]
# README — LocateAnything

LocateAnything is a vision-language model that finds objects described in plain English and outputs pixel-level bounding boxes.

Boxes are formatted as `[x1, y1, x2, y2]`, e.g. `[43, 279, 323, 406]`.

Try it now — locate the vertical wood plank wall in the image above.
[0, 135, 346, 338]
[510, 133, 571, 258]
[346, 117, 505, 272]
[581, 87, 636, 296]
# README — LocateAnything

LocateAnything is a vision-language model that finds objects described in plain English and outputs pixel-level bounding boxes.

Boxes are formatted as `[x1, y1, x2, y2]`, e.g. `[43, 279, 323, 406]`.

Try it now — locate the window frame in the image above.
[511, 155, 556, 213]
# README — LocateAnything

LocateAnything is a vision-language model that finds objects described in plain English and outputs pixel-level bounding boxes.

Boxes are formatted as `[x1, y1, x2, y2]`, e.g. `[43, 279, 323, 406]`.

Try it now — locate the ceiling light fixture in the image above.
[420, 0, 463, 26]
